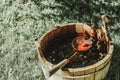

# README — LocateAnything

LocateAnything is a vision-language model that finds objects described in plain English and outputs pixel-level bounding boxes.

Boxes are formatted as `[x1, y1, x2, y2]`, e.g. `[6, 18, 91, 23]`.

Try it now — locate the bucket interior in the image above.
[41, 24, 109, 68]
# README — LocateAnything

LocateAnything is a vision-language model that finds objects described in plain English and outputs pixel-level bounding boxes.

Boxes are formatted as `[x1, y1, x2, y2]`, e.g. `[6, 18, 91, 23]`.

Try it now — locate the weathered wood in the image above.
[63, 78, 73, 80]
[84, 65, 95, 74]
[74, 78, 84, 80]
[84, 74, 94, 80]
[74, 68, 85, 76]
[102, 62, 111, 79]
[94, 69, 103, 80]
[62, 70, 74, 76]
[49, 59, 69, 77]
[73, 68, 85, 80]
[49, 51, 78, 77]
[35, 23, 114, 80]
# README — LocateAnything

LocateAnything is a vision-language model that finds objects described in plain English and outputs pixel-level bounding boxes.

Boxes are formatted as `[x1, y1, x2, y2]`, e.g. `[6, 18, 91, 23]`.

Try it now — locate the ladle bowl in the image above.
[72, 36, 93, 51]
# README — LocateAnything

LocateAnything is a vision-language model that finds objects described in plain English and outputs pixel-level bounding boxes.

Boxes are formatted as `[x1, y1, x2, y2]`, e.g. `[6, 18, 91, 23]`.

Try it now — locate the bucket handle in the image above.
[101, 15, 110, 42]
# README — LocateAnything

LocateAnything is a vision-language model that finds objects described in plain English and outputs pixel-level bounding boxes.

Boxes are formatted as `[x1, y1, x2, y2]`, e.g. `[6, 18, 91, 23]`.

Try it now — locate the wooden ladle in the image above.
[48, 36, 93, 77]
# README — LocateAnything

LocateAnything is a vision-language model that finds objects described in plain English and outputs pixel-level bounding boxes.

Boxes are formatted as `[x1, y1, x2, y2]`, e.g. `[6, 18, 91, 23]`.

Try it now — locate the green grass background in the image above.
[0, 0, 120, 80]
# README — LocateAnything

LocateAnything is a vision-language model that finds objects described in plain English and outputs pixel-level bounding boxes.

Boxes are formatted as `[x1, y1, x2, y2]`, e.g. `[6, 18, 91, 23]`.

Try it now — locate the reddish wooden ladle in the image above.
[48, 36, 93, 77]
[72, 36, 93, 51]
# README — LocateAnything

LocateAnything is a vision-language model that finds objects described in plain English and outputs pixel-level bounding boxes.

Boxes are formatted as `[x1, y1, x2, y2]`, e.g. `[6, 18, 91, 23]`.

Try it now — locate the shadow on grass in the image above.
[104, 44, 120, 80]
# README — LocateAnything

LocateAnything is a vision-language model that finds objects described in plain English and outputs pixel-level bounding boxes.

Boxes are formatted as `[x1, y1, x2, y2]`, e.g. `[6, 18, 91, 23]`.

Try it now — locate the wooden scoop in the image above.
[72, 36, 93, 51]
[48, 36, 93, 77]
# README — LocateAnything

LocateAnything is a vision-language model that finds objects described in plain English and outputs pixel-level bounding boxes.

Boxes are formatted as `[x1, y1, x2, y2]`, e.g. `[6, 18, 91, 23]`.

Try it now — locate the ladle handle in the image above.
[49, 50, 77, 77]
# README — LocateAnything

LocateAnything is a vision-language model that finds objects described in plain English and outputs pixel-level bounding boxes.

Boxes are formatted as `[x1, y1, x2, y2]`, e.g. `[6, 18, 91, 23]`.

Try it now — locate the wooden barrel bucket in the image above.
[35, 23, 114, 80]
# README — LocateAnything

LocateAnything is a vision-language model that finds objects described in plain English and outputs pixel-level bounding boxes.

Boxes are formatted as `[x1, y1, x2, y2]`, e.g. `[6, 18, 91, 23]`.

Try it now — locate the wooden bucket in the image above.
[35, 23, 114, 80]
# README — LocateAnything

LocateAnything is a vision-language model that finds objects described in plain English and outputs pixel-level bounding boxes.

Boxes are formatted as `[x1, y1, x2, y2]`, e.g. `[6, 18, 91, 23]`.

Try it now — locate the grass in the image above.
[0, 0, 120, 80]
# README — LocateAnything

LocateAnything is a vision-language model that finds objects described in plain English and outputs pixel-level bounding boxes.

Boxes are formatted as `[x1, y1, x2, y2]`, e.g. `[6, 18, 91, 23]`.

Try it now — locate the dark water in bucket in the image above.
[43, 33, 77, 64]
[43, 33, 107, 68]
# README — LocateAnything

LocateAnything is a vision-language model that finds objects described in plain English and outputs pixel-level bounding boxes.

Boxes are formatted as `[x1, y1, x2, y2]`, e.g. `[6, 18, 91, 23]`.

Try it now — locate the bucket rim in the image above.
[37, 23, 114, 76]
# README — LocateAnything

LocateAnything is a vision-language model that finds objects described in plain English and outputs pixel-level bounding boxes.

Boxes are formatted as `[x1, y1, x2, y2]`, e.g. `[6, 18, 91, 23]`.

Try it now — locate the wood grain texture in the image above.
[73, 68, 85, 76]
[36, 23, 113, 80]
[84, 65, 95, 74]
[102, 62, 111, 79]
[84, 74, 94, 80]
